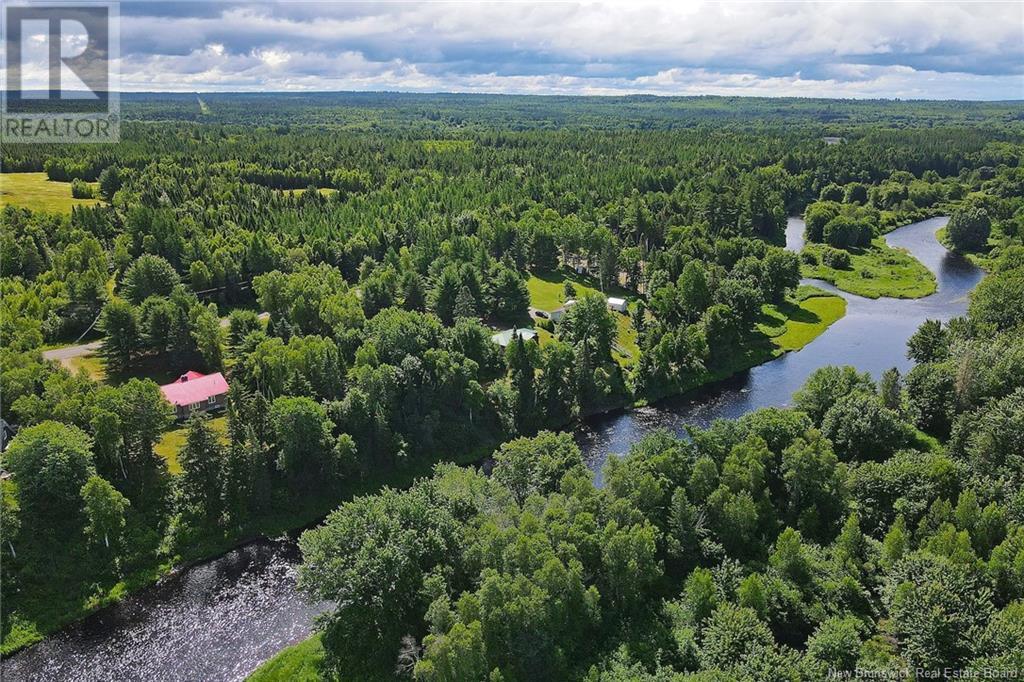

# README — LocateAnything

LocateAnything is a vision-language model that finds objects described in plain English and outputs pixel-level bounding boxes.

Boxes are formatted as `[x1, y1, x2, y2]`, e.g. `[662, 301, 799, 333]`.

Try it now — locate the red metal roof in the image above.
[159, 371, 229, 407]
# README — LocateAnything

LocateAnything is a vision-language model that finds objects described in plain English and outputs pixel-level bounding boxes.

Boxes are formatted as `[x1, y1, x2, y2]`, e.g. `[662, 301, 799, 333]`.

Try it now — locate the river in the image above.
[3, 216, 982, 681]
[579, 215, 982, 482]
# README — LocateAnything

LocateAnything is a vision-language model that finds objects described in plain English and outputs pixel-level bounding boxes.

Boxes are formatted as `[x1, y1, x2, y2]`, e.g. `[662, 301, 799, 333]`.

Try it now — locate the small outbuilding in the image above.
[160, 371, 229, 420]
[549, 299, 577, 322]
[606, 297, 628, 313]
[491, 328, 539, 348]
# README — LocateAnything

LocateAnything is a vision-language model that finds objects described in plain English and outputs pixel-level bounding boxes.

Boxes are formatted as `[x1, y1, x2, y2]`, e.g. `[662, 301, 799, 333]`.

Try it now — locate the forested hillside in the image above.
[1, 95, 1022, 672]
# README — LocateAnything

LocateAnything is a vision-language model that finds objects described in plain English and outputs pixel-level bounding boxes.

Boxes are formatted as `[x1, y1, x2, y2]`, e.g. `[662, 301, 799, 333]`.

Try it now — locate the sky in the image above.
[25, 1, 1024, 100]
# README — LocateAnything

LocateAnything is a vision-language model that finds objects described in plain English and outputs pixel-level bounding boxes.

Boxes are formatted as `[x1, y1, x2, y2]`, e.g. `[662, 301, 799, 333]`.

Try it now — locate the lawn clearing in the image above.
[612, 312, 639, 366]
[155, 415, 229, 475]
[526, 269, 632, 312]
[768, 292, 847, 352]
[801, 238, 936, 299]
[527, 269, 640, 366]
[0, 172, 101, 213]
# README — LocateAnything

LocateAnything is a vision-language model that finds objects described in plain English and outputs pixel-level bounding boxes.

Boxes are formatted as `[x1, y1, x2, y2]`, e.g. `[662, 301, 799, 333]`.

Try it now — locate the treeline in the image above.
[295, 246, 1024, 681]
[802, 165, 1023, 252]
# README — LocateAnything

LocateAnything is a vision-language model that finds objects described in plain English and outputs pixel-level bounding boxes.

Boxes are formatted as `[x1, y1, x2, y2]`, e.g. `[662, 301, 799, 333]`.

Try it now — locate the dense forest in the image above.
[1, 94, 1023, 678]
[292, 238, 1024, 679]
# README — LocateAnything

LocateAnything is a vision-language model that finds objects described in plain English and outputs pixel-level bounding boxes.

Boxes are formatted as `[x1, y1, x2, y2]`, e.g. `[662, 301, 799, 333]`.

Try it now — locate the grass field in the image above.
[760, 288, 847, 352]
[65, 353, 107, 381]
[801, 238, 936, 299]
[154, 415, 229, 475]
[247, 634, 327, 682]
[0, 172, 101, 213]
[281, 187, 338, 197]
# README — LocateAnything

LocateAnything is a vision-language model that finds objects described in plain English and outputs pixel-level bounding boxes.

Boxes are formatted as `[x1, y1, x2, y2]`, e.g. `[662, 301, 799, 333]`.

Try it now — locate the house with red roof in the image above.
[160, 371, 229, 420]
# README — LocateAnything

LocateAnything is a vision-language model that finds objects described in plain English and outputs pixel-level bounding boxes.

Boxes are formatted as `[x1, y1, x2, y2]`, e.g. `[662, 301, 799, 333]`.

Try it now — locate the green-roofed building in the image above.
[490, 328, 539, 348]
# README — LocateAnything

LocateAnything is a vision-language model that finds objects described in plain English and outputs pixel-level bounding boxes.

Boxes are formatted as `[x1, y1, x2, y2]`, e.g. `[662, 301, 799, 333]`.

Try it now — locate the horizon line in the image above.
[11, 89, 1024, 104]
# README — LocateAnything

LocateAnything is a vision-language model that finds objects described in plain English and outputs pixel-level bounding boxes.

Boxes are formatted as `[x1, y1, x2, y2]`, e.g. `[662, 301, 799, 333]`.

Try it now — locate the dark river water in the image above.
[3, 216, 982, 681]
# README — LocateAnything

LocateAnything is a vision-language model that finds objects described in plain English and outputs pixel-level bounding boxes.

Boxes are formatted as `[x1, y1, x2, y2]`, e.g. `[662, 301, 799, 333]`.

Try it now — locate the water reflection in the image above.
[4, 540, 330, 682]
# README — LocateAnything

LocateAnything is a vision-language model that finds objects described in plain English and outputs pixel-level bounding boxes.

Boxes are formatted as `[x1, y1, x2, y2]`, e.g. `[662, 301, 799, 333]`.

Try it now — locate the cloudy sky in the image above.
[106, 1, 1024, 99]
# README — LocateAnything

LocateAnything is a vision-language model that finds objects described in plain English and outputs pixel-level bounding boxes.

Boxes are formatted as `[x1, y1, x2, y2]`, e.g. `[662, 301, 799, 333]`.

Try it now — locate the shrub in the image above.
[822, 216, 873, 249]
[821, 248, 851, 270]
[71, 178, 94, 199]
[801, 251, 819, 266]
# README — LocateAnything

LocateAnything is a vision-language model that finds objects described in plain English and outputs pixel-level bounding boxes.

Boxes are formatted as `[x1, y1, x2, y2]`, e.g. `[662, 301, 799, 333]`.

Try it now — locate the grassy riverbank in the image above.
[935, 226, 1005, 271]
[801, 238, 936, 299]
[759, 286, 847, 352]
[248, 634, 328, 681]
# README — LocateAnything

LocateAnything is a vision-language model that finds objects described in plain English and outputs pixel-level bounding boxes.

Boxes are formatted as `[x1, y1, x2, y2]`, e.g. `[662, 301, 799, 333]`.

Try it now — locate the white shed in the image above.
[606, 297, 628, 313]
[550, 299, 577, 322]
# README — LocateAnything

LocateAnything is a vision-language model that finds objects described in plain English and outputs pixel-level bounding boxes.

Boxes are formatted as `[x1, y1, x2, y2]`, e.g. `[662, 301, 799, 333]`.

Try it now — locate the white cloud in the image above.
[113, 1, 1024, 99]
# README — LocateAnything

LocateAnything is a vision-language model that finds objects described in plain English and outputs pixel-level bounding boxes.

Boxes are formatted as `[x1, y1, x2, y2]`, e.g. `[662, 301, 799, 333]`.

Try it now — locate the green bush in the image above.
[71, 178, 94, 199]
[822, 247, 851, 270]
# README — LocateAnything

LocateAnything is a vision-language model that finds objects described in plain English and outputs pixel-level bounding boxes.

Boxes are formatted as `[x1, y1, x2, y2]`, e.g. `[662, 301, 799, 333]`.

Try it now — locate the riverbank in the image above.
[248, 634, 326, 682]
[638, 285, 846, 407]
[935, 226, 1003, 271]
[1, 432, 498, 657]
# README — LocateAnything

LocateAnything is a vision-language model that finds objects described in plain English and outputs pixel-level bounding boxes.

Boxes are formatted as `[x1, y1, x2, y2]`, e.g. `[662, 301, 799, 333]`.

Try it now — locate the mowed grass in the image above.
[65, 353, 107, 381]
[801, 238, 936, 299]
[154, 415, 229, 475]
[769, 291, 847, 352]
[526, 270, 639, 366]
[247, 634, 327, 682]
[0, 172, 101, 213]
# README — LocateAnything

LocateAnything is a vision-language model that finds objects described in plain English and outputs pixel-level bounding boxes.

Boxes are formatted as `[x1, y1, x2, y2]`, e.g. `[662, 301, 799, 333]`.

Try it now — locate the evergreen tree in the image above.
[177, 412, 225, 526]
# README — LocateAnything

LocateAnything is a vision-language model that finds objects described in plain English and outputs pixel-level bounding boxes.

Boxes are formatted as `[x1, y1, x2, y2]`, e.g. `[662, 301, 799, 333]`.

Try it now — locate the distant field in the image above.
[0, 172, 101, 213]
[281, 187, 338, 197]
